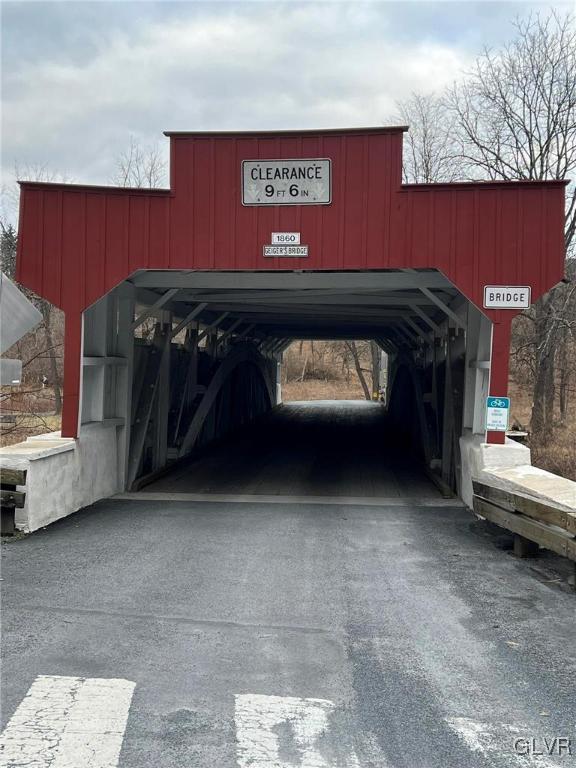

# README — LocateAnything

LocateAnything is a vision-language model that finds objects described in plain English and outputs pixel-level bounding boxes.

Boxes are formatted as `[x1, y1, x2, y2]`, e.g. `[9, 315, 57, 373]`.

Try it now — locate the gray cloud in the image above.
[2, 0, 571, 220]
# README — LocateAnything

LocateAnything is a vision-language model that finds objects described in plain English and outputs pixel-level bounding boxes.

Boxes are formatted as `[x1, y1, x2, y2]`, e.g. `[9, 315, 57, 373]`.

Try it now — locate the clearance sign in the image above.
[242, 159, 331, 206]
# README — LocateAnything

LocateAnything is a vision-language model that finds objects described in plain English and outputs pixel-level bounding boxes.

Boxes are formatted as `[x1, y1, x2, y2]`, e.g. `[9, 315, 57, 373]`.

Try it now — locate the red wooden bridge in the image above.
[14, 127, 566, 499]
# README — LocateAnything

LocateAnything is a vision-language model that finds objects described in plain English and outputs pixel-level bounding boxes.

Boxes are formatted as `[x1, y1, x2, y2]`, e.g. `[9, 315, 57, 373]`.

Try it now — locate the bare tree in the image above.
[446, 12, 576, 202]
[113, 136, 167, 188]
[394, 93, 459, 183]
[345, 341, 372, 400]
[446, 11, 576, 444]
[1, 220, 63, 415]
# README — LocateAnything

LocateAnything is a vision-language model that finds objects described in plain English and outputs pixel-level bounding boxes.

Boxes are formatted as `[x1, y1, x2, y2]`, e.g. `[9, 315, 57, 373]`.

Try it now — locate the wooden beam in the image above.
[173, 325, 199, 445]
[404, 317, 430, 342]
[410, 304, 441, 334]
[233, 323, 255, 338]
[132, 288, 179, 330]
[170, 302, 208, 340]
[0, 489, 26, 508]
[215, 318, 244, 349]
[177, 291, 443, 307]
[394, 324, 417, 346]
[183, 304, 432, 319]
[197, 312, 230, 344]
[127, 324, 171, 488]
[132, 270, 453, 291]
[270, 338, 287, 354]
[277, 340, 293, 354]
[179, 345, 274, 457]
[0, 468, 27, 486]
[82, 356, 127, 366]
[474, 497, 576, 561]
[441, 332, 455, 488]
[418, 286, 466, 330]
[473, 481, 576, 534]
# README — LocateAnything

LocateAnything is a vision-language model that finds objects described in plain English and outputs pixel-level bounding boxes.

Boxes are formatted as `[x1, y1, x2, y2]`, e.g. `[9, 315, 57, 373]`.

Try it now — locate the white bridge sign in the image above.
[483, 285, 531, 309]
[264, 245, 308, 257]
[242, 159, 331, 206]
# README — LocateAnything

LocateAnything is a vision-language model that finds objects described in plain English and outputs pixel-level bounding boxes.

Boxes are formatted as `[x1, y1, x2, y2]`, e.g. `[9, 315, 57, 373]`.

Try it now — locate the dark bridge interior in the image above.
[81, 268, 476, 497]
[143, 400, 438, 499]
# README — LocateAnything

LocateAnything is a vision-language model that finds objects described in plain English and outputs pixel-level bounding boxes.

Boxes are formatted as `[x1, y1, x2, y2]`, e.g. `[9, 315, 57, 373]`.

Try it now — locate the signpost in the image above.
[486, 396, 510, 432]
[483, 286, 531, 309]
[242, 159, 331, 205]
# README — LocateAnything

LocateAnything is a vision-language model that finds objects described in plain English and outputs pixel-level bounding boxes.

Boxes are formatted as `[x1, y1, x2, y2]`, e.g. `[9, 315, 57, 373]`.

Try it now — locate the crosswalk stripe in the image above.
[235, 693, 360, 768]
[0, 675, 135, 768]
[446, 716, 560, 767]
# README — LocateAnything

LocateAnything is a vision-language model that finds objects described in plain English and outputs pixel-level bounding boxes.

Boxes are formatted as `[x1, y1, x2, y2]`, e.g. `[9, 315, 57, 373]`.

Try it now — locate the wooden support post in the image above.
[513, 534, 540, 558]
[206, 329, 218, 358]
[61, 312, 83, 438]
[409, 362, 433, 468]
[431, 337, 441, 458]
[127, 323, 171, 488]
[487, 317, 512, 445]
[173, 324, 199, 444]
[153, 317, 171, 471]
[441, 331, 455, 488]
[0, 468, 26, 536]
[179, 345, 274, 457]
[463, 305, 492, 436]
[115, 284, 136, 489]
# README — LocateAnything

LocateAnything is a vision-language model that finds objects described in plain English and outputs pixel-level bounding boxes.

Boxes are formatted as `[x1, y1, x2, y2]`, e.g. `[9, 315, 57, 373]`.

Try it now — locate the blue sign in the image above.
[486, 396, 510, 431]
[487, 397, 510, 409]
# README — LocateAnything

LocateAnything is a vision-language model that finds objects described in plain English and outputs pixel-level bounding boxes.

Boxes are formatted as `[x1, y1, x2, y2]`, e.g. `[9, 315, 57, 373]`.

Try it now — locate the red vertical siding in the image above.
[14, 127, 567, 440]
[16, 127, 566, 314]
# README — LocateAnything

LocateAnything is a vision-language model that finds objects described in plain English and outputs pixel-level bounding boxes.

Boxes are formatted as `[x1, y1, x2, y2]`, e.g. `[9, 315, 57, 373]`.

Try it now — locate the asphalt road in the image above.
[2, 495, 575, 767]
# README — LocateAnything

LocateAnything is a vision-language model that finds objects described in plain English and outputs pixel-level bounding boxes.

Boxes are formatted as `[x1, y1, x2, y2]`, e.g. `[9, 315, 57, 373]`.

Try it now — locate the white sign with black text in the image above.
[263, 245, 309, 257]
[242, 159, 331, 206]
[271, 232, 300, 244]
[486, 396, 510, 432]
[483, 285, 531, 309]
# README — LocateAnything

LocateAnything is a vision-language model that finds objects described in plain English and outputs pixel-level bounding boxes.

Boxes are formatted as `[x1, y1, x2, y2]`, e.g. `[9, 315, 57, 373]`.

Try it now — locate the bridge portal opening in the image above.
[11, 127, 565, 529]
[79, 268, 492, 499]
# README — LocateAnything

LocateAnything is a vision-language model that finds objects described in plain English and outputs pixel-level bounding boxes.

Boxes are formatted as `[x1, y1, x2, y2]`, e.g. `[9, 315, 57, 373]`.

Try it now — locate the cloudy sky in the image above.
[2, 0, 572, 214]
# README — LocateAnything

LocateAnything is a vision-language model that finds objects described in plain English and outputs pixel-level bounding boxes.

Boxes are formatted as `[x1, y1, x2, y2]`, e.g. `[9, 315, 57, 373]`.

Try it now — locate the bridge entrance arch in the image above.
[14, 127, 566, 522]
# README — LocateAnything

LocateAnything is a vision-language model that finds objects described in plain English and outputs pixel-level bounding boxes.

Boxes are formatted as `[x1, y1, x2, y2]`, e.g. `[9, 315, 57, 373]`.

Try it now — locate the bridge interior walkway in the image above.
[141, 400, 439, 499]
[81, 269, 488, 497]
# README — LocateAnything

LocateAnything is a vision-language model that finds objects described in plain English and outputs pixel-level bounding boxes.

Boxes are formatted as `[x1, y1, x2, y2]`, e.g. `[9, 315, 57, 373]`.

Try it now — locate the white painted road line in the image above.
[0, 675, 135, 768]
[235, 693, 360, 768]
[446, 717, 560, 767]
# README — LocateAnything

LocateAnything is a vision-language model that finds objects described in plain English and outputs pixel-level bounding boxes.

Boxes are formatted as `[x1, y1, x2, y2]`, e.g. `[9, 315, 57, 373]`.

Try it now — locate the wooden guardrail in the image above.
[473, 480, 576, 572]
[0, 468, 26, 535]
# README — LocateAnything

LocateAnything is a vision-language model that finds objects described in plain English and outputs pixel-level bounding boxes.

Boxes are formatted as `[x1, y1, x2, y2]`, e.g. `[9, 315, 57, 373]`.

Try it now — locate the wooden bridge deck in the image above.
[143, 400, 439, 499]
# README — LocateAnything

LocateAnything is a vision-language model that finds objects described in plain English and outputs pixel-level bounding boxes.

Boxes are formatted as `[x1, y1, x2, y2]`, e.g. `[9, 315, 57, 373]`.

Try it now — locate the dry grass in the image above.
[509, 380, 576, 482]
[282, 340, 372, 402]
[283, 379, 367, 401]
[0, 386, 61, 447]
